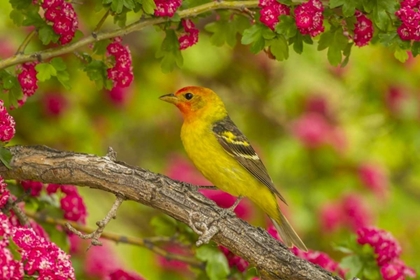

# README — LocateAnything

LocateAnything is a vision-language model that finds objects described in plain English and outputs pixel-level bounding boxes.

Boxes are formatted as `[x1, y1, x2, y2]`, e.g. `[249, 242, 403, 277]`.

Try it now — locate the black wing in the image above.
[212, 116, 287, 204]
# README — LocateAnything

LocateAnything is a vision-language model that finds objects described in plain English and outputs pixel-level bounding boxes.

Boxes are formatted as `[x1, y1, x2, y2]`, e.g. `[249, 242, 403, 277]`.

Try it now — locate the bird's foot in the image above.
[188, 196, 243, 246]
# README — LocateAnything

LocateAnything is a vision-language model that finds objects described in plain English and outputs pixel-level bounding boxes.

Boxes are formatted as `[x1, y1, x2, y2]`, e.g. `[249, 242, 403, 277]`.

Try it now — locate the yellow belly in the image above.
[181, 121, 279, 218]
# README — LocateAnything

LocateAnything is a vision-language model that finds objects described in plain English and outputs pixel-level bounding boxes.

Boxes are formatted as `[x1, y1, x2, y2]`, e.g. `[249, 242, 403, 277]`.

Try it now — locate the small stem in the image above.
[15, 30, 37, 55]
[93, 9, 111, 37]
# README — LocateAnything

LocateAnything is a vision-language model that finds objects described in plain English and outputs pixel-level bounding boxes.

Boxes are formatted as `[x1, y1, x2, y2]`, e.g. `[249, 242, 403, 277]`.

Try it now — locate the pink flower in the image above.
[154, 0, 182, 17]
[258, 0, 290, 30]
[0, 100, 16, 142]
[42, 1, 78, 45]
[157, 244, 189, 272]
[353, 11, 373, 47]
[107, 86, 130, 106]
[291, 112, 331, 148]
[43, 93, 67, 117]
[12, 227, 75, 279]
[0, 176, 10, 208]
[359, 163, 388, 197]
[386, 86, 408, 114]
[294, 0, 324, 37]
[20, 180, 43, 197]
[108, 269, 145, 280]
[0, 246, 24, 279]
[200, 189, 251, 220]
[106, 38, 134, 89]
[381, 260, 417, 280]
[178, 19, 199, 50]
[219, 246, 249, 272]
[319, 194, 371, 232]
[165, 154, 210, 185]
[291, 247, 345, 277]
[17, 62, 38, 101]
[395, 2, 420, 41]
[60, 192, 87, 224]
[319, 203, 342, 232]
[85, 241, 122, 278]
[46, 183, 61, 194]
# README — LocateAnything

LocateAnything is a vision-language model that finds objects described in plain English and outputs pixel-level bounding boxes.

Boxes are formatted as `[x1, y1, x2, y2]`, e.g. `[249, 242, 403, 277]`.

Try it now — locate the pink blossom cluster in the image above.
[17, 62, 38, 104]
[294, 0, 324, 37]
[106, 37, 134, 89]
[21, 180, 43, 197]
[0, 100, 16, 142]
[0, 176, 10, 208]
[320, 194, 371, 233]
[395, 0, 420, 41]
[258, 0, 290, 30]
[0, 213, 75, 279]
[353, 11, 373, 47]
[291, 247, 346, 278]
[358, 163, 389, 197]
[154, 0, 181, 17]
[108, 269, 145, 280]
[219, 246, 249, 273]
[50, 184, 88, 224]
[178, 19, 199, 50]
[268, 225, 345, 277]
[42, 92, 67, 117]
[357, 227, 416, 280]
[41, 0, 79, 44]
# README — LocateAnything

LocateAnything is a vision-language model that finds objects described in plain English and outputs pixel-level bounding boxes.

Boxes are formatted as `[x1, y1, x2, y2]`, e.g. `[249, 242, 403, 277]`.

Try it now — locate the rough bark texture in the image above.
[0, 145, 342, 280]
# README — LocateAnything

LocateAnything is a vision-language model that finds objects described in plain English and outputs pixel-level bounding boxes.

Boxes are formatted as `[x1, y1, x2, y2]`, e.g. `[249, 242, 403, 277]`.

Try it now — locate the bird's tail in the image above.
[270, 211, 307, 251]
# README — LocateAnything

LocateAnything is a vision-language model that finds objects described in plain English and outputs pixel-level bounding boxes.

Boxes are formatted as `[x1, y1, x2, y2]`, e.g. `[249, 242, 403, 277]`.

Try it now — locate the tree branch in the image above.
[0, 145, 341, 280]
[0, 1, 259, 70]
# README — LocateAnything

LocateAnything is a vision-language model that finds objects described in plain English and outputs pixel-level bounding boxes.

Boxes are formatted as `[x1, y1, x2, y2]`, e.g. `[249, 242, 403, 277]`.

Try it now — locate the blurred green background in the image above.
[1, 1, 419, 279]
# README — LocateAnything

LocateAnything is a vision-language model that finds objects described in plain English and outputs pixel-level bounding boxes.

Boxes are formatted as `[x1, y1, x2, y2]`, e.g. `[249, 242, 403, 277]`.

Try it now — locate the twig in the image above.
[65, 195, 125, 249]
[92, 9, 111, 37]
[25, 209, 205, 269]
[6, 197, 30, 226]
[0, 1, 259, 70]
[15, 30, 36, 55]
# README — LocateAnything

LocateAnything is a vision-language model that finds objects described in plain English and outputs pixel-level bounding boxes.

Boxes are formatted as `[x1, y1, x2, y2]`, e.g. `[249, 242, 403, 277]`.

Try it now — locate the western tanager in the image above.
[160, 86, 307, 251]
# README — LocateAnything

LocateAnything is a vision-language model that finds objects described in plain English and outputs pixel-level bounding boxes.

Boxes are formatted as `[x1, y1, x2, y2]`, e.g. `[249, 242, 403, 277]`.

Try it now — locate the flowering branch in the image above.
[65, 195, 125, 249]
[0, 145, 341, 280]
[0, 0, 258, 70]
[24, 209, 205, 270]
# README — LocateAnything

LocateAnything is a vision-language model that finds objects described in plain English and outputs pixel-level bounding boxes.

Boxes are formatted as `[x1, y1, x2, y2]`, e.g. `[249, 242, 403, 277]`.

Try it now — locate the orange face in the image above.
[159, 86, 216, 117]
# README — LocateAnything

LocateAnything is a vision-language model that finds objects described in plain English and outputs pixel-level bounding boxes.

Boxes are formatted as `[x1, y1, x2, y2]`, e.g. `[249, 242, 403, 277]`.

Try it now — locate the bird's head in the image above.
[159, 86, 227, 122]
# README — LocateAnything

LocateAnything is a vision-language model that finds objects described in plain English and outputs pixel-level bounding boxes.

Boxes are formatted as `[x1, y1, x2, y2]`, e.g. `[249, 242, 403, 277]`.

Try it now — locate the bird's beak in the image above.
[159, 93, 178, 104]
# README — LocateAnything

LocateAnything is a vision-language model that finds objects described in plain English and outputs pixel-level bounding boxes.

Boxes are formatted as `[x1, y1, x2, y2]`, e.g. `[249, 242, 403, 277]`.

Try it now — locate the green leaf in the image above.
[10, 9, 24, 26]
[340, 255, 363, 278]
[93, 39, 112, 55]
[0, 147, 12, 168]
[206, 18, 239, 47]
[318, 30, 334, 51]
[292, 33, 304, 54]
[275, 15, 297, 39]
[150, 215, 177, 236]
[363, 265, 381, 280]
[50, 58, 67, 72]
[196, 245, 229, 280]
[329, 0, 345, 8]
[8, 85, 24, 109]
[394, 47, 409, 62]
[10, 0, 32, 10]
[242, 24, 266, 54]
[111, 0, 124, 13]
[39, 25, 58, 45]
[140, 0, 156, 14]
[269, 36, 289, 61]
[35, 63, 57, 81]
[84, 59, 108, 89]
[342, 1, 356, 17]
[411, 41, 420, 57]
[326, 28, 348, 66]
[123, 0, 136, 10]
[22, 10, 44, 27]
[56, 71, 71, 90]
[2, 73, 17, 90]
[156, 30, 183, 72]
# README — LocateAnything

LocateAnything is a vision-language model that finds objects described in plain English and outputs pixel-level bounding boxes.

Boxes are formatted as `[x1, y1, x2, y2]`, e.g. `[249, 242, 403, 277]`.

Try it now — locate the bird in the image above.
[159, 86, 307, 251]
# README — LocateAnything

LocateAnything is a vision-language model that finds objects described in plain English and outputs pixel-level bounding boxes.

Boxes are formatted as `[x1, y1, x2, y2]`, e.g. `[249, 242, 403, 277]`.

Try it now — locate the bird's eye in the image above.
[184, 93, 193, 100]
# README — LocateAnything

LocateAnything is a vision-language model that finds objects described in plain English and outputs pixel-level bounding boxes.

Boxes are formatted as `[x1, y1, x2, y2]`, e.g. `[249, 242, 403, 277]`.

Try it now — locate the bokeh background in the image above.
[1, 1, 419, 279]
